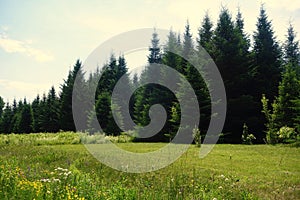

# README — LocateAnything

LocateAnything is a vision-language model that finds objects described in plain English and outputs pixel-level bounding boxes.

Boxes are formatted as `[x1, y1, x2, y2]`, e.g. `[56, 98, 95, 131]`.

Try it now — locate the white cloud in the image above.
[0, 79, 53, 102]
[0, 34, 54, 62]
[264, 0, 300, 11]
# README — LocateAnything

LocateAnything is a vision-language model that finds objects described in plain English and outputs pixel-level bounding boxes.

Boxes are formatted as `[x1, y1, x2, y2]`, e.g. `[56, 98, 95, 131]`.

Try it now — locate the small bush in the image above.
[276, 126, 296, 143]
[105, 132, 133, 143]
[192, 127, 201, 147]
[241, 123, 256, 145]
[79, 132, 107, 144]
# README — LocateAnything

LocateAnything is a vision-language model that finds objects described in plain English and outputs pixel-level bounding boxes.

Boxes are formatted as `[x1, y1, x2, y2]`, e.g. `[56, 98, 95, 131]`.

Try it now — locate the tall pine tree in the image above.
[252, 5, 282, 100]
[0, 103, 13, 133]
[211, 8, 254, 142]
[198, 12, 213, 52]
[284, 23, 300, 75]
[60, 60, 86, 131]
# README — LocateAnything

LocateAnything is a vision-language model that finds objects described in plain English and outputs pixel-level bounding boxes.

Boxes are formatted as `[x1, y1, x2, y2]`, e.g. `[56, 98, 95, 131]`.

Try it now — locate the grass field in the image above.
[0, 133, 299, 199]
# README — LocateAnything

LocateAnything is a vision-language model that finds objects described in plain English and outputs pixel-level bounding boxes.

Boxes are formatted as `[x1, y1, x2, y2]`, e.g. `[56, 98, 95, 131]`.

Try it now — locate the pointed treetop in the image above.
[148, 29, 161, 64]
[198, 12, 213, 50]
[256, 5, 273, 35]
[216, 8, 234, 39]
[165, 30, 180, 53]
[177, 32, 181, 45]
[183, 20, 193, 57]
[253, 5, 280, 62]
[284, 23, 300, 67]
[235, 7, 244, 33]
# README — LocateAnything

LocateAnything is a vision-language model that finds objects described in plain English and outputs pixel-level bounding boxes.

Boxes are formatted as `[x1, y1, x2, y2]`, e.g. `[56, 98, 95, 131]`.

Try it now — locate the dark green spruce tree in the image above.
[11, 99, 23, 133]
[251, 6, 282, 141]
[60, 60, 86, 132]
[162, 30, 182, 137]
[198, 12, 213, 52]
[0, 103, 13, 133]
[0, 96, 4, 118]
[39, 87, 60, 132]
[252, 5, 282, 100]
[12, 98, 34, 133]
[0, 97, 5, 133]
[31, 95, 41, 132]
[210, 8, 253, 143]
[284, 23, 300, 75]
[134, 30, 174, 141]
[10, 99, 18, 133]
[90, 55, 131, 135]
[275, 24, 300, 129]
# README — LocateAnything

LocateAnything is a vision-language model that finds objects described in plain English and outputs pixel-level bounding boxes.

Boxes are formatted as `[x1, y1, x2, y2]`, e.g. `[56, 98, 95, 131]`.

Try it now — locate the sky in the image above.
[1, 0, 300, 103]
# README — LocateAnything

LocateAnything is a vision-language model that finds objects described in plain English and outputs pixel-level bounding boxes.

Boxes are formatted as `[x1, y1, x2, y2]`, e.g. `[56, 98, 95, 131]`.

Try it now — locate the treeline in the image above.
[0, 6, 299, 144]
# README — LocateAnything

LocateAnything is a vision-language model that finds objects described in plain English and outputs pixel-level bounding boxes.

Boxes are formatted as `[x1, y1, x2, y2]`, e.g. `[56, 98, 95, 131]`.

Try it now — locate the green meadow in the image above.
[0, 132, 299, 199]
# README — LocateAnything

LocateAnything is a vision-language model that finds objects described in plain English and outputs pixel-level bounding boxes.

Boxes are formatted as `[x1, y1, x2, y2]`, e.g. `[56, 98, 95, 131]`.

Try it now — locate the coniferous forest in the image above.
[0, 6, 299, 145]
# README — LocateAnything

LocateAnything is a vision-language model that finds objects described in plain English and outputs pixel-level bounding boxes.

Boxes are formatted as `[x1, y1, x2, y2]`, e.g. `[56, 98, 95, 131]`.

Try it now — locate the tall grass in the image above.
[0, 133, 299, 199]
[0, 132, 133, 146]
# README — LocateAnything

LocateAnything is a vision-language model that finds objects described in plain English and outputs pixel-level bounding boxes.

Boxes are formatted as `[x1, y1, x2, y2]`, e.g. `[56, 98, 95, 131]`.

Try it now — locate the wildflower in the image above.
[218, 186, 223, 189]
[55, 167, 68, 172]
[40, 178, 51, 182]
[219, 174, 225, 179]
[52, 178, 61, 182]
[64, 171, 72, 176]
[225, 178, 229, 181]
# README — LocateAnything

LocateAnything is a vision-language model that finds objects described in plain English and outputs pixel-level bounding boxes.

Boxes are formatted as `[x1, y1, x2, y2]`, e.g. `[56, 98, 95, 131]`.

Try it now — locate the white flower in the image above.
[225, 178, 229, 181]
[55, 167, 68, 172]
[40, 178, 51, 182]
[218, 186, 223, 189]
[220, 174, 225, 178]
[64, 171, 72, 176]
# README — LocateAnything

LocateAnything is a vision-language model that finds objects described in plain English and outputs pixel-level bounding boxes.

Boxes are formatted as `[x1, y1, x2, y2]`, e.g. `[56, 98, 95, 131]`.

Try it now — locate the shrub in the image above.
[192, 127, 201, 147]
[241, 123, 256, 145]
[276, 126, 296, 143]
[79, 132, 107, 144]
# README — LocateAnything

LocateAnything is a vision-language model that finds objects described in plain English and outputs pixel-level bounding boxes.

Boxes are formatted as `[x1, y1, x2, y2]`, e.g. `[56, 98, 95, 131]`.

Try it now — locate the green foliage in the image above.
[60, 60, 85, 132]
[261, 94, 280, 144]
[1, 138, 300, 199]
[252, 5, 282, 99]
[198, 12, 213, 51]
[167, 103, 180, 140]
[10, 99, 34, 134]
[1, 5, 299, 146]
[0, 132, 134, 146]
[0, 96, 4, 118]
[89, 55, 131, 136]
[0, 103, 13, 133]
[210, 8, 254, 143]
[284, 23, 300, 75]
[192, 126, 201, 147]
[182, 20, 193, 58]
[241, 123, 256, 145]
[276, 126, 297, 144]
[38, 87, 60, 132]
[148, 30, 161, 64]
[291, 99, 300, 133]
[276, 64, 300, 127]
